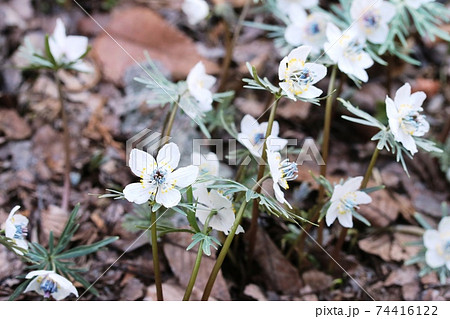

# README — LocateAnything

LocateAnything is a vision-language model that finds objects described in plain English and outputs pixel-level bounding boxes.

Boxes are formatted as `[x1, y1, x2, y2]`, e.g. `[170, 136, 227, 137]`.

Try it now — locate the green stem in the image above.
[217, 0, 252, 93]
[159, 101, 180, 149]
[201, 174, 270, 301]
[361, 147, 380, 189]
[317, 64, 338, 245]
[56, 74, 71, 213]
[247, 95, 281, 259]
[151, 210, 163, 301]
[183, 211, 216, 301]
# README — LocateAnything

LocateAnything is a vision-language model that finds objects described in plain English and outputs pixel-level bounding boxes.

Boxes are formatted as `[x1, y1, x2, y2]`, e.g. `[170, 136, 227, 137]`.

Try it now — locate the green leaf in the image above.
[44, 34, 57, 67]
[9, 278, 32, 301]
[56, 237, 118, 259]
[352, 210, 371, 227]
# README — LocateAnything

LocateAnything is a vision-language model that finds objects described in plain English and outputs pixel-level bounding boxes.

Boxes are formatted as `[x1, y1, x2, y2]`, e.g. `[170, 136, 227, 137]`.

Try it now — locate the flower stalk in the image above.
[183, 210, 216, 301]
[201, 174, 270, 300]
[317, 64, 338, 244]
[247, 94, 282, 258]
[151, 209, 163, 301]
[55, 74, 71, 213]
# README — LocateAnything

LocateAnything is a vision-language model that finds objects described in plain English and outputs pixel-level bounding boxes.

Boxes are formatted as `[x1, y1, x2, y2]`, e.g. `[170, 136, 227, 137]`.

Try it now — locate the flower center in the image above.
[306, 21, 320, 36]
[151, 168, 168, 185]
[279, 159, 298, 181]
[343, 40, 364, 61]
[253, 132, 265, 145]
[399, 105, 427, 135]
[362, 12, 380, 29]
[338, 193, 358, 215]
[288, 67, 315, 86]
[13, 224, 28, 240]
[40, 277, 58, 298]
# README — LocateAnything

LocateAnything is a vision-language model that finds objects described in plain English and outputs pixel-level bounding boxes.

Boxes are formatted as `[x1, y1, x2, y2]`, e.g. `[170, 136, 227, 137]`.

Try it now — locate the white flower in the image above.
[350, 0, 396, 44]
[423, 216, 450, 270]
[324, 23, 374, 82]
[123, 144, 199, 208]
[195, 188, 244, 235]
[187, 62, 216, 113]
[386, 83, 429, 155]
[285, 10, 328, 54]
[237, 114, 288, 158]
[182, 0, 209, 25]
[24, 270, 78, 300]
[278, 45, 327, 100]
[325, 176, 372, 228]
[277, 0, 318, 14]
[405, 0, 433, 9]
[267, 151, 298, 208]
[4, 206, 28, 255]
[49, 18, 91, 72]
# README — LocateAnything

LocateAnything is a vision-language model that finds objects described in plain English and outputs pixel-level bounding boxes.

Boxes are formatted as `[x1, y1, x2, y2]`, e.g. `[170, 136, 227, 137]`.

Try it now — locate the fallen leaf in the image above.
[41, 204, 69, 239]
[302, 270, 333, 292]
[0, 110, 31, 140]
[252, 226, 303, 294]
[243, 284, 267, 301]
[120, 277, 145, 301]
[91, 7, 219, 85]
[359, 189, 399, 227]
[359, 234, 391, 261]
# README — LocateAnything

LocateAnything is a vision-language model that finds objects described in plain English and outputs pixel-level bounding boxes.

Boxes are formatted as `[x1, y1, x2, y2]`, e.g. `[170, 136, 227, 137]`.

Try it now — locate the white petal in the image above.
[48, 38, 63, 61]
[367, 24, 389, 44]
[157, 143, 180, 172]
[24, 276, 42, 295]
[273, 182, 292, 209]
[266, 136, 288, 152]
[71, 61, 93, 73]
[238, 133, 262, 158]
[410, 91, 426, 109]
[342, 176, 363, 193]
[8, 205, 21, 219]
[397, 130, 418, 154]
[423, 229, 440, 249]
[49, 273, 78, 300]
[299, 85, 323, 99]
[385, 97, 398, 122]
[156, 187, 181, 208]
[52, 18, 66, 48]
[167, 165, 199, 188]
[326, 23, 342, 43]
[337, 211, 353, 228]
[240, 114, 258, 136]
[306, 62, 327, 84]
[65, 35, 88, 61]
[330, 184, 346, 202]
[280, 82, 297, 100]
[355, 191, 372, 204]
[379, 2, 397, 23]
[182, 0, 209, 25]
[26, 270, 53, 279]
[394, 83, 412, 106]
[438, 216, 450, 235]
[285, 24, 303, 46]
[279, 56, 289, 81]
[326, 202, 339, 226]
[263, 120, 280, 137]
[129, 149, 156, 178]
[425, 249, 445, 268]
[123, 182, 155, 205]
[267, 150, 282, 181]
[287, 45, 311, 63]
